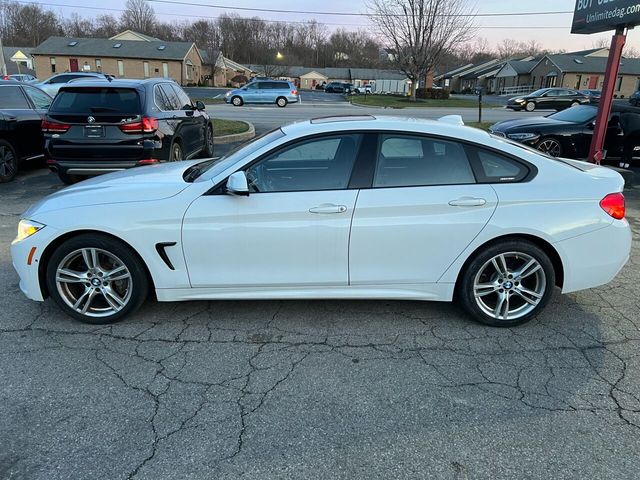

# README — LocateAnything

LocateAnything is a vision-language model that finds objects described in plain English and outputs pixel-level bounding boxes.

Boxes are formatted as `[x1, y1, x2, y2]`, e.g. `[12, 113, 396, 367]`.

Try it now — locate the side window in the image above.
[245, 134, 361, 193]
[0, 86, 30, 109]
[159, 84, 180, 110]
[50, 75, 68, 84]
[245, 83, 258, 90]
[23, 86, 52, 109]
[277, 82, 290, 90]
[374, 135, 475, 187]
[170, 85, 193, 110]
[154, 85, 171, 110]
[474, 149, 528, 182]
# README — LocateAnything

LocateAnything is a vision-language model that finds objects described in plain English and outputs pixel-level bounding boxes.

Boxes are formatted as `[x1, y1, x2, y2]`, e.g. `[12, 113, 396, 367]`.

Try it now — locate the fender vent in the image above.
[155, 242, 177, 270]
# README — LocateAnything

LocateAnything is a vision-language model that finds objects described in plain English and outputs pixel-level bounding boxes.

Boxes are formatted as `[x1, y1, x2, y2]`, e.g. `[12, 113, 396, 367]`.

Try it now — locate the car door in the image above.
[20, 85, 52, 157]
[181, 133, 363, 288]
[349, 134, 498, 285]
[242, 83, 260, 103]
[159, 83, 196, 156]
[170, 84, 203, 156]
[0, 85, 44, 159]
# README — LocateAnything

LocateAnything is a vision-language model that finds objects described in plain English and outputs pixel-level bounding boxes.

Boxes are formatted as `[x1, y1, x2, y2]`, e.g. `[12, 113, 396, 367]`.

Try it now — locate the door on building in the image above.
[588, 76, 599, 89]
[69, 58, 79, 72]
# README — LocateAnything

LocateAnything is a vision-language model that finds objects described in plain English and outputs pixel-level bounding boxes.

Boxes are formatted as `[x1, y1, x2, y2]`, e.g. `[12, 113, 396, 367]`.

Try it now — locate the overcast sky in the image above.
[41, 0, 640, 53]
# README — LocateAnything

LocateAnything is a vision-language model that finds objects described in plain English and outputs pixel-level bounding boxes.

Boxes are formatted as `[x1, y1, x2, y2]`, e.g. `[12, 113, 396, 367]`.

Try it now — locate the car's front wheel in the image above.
[231, 96, 243, 106]
[46, 234, 149, 324]
[0, 139, 18, 183]
[276, 97, 288, 108]
[525, 101, 536, 112]
[458, 240, 556, 327]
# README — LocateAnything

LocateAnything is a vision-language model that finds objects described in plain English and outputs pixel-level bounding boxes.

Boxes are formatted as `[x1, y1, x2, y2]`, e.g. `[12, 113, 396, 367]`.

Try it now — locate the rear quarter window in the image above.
[0, 86, 30, 109]
[471, 148, 530, 183]
[50, 88, 141, 114]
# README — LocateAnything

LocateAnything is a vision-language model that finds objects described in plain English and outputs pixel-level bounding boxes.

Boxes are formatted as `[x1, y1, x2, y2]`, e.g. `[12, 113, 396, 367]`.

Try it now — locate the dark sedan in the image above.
[44, 78, 213, 184]
[0, 81, 52, 182]
[507, 88, 590, 112]
[490, 103, 640, 161]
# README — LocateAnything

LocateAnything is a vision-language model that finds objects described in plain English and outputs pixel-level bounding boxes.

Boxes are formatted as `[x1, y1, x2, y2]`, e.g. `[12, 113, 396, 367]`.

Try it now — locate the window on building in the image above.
[50, 57, 56, 73]
[186, 61, 193, 81]
[95, 59, 102, 72]
[117, 60, 124, 77]
[143, 61, 149, 78]
[636, 77, 640, 91]
[575, 74, 582, 90]
[616, 75, 623, 91]
[162, 62, 169, 78]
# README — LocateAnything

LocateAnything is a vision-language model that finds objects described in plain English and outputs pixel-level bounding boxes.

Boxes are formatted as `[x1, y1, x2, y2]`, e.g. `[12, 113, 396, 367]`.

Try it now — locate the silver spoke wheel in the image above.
[55, 247, 133, 318]
[473, 252, 546, 321]
[537, 138, 561, 157]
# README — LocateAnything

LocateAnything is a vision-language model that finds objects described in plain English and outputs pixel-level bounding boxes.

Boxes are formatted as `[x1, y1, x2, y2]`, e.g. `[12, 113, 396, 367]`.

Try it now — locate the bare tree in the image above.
[368, 0, 476, 100]
[120, 0, 155, 35]
[1, 1, 62, 46]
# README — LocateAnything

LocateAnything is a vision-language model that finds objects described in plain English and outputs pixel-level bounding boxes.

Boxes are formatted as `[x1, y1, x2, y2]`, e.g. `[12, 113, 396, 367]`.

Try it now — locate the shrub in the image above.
[231, 74, 248, 84]
[415, 88, 450, 100]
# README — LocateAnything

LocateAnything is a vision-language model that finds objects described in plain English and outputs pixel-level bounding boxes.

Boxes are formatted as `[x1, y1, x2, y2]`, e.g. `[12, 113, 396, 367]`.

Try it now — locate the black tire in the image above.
[0, 139, 18, 183]
[201, 122, 214, 157]
[536, 136, 563, 157]
[276, 97, 288, 108]
[170, 141, 183, 161]
[57, 170, 83, 185]
[231, 96, 243, 107]
[457, 240, 556, 327]
[525, 101, 536, 112]
[46, 233, 149, 324]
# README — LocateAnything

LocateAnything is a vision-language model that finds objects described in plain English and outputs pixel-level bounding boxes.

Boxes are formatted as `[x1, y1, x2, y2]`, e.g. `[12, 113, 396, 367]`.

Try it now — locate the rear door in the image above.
[169, 84, 204, 156]
[0, 85, 43, 159]
[349, 134, 498, 285]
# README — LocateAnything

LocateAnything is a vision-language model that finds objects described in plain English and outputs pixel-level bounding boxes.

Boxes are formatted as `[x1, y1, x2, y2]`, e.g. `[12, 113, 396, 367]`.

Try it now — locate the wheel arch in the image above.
[454, 233, 564, 294]
[38, 229, 156, 299]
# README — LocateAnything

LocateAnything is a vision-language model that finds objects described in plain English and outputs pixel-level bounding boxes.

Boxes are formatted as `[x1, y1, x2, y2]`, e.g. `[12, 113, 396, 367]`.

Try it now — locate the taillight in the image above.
[291, 89, 298, 96]
[119, 117, 158, 134]
[41, 119, 70, 133]
[600, 193, 625, 220]
[137, 159, 159, 165]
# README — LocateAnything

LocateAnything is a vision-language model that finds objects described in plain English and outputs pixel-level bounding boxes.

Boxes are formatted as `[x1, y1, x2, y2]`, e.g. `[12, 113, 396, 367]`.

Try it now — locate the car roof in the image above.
[58, 78, 170, 89]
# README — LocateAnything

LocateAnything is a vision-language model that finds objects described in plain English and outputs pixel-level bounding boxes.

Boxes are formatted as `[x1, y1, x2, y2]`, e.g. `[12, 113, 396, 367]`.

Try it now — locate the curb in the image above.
[213, 121, 255, 145]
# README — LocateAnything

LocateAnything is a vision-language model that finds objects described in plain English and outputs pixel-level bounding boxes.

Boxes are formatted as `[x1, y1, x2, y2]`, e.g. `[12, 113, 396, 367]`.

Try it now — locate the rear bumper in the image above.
[48, 160, 141, 175]
[555, 220, 632, 293]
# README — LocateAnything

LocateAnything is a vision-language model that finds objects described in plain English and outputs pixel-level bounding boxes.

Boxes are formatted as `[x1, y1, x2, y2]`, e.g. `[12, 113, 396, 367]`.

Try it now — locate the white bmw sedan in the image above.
[11, 116, 631, 327]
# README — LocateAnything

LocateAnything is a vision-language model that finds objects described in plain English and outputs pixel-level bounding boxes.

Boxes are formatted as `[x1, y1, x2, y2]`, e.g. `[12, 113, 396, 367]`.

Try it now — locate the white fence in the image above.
[499, 85, 536, 96]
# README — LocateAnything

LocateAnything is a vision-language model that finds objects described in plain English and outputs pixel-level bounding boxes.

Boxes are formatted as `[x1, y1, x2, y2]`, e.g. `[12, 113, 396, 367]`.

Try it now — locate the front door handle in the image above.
[448, 197, 487, 207]
[309, 204, 348, 214]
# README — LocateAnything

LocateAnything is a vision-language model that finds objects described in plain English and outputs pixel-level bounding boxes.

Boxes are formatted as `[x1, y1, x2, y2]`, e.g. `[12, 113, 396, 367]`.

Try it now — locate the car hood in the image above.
[24, 160, 202, 217]
[491, 116, 569, 131]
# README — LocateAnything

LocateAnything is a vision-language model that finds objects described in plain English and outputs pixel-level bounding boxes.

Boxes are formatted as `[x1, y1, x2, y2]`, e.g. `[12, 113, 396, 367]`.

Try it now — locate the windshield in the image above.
[528, 89, 549, 97]
[190, 128, 286, 181]
[548, 105, 596, 123]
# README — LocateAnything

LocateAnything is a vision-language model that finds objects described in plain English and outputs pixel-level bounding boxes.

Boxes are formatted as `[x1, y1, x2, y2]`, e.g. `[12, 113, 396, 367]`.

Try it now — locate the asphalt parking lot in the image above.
[2, 150, 640, 478]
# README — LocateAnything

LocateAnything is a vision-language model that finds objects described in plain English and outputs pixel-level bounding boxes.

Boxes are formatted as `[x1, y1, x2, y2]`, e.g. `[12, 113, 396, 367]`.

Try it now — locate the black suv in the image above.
[43, 78, 214, 184]
[0, 81, 53, 182]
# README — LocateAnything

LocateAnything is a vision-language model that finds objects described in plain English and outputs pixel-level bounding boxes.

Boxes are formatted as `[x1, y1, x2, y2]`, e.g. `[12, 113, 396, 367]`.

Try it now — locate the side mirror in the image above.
[226, 171, 249, 196]
[195, 100, 205, 111]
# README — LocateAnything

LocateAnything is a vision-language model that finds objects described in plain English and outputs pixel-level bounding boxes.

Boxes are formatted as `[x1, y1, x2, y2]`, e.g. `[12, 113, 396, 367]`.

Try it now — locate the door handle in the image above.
[309, 204, 348, 214]
[448, 197, 487, 207]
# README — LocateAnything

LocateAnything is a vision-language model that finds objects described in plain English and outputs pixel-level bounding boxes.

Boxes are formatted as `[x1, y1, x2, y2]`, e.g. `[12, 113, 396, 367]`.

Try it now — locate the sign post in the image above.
[571, 0, 640, 163]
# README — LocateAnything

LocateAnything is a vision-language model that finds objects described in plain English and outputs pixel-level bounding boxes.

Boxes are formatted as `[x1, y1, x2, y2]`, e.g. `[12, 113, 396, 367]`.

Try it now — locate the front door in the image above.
[69, 58, 79, 72]
[182, 133, 363, 287]
[349, 134, 498, 285]
[588, 76, 599, 89]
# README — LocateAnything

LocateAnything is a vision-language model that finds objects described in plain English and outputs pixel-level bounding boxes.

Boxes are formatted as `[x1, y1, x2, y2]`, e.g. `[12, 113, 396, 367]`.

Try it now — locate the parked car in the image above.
[489, 103, 640, 160]
[43, 78, 213, 184]
[579, 89, 601, 103]
[35, 72, 110, 97]
[507, 88, 590, 112]
[11, 116, 630, 327]
[629, 90, 640, 107]
[3, 74, 38, 83]
[225, 80, 299, 107]
[354, 84, 372, 94]
[324, 81, 352, 94]
[0, 81, 52, 182]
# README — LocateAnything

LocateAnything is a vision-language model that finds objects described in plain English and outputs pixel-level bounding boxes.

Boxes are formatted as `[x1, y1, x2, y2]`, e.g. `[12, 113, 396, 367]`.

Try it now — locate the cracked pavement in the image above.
[1, 166, 640, 479]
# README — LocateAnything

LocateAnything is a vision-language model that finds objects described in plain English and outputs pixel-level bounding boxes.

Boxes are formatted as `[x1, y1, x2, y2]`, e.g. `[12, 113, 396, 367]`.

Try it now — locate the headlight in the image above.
[511, 97, 525, 103]
[12, 219, 45, 244]
[507, 133, 539, 141]
[225, 91, 232, 97]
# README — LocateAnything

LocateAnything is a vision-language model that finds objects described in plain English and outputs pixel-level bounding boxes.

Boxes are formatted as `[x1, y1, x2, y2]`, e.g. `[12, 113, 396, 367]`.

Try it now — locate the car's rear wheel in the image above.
[276, 97, 288, 108]
[458, 240, 556, 327]
[0, 140, 18, 183]
[525, 101, 536, 112]
[46, 233, 149, 324]
[170, 142, 183, 161]
[201, 123, 214, 157]
[232, 96, 243, 106]
[536, 137, 563, 157]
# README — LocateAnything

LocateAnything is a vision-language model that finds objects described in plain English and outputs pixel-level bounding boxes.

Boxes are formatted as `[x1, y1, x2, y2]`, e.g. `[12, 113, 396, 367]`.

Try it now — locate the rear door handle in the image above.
[448, 197, 487, 207]
[309, 204, 348, 214]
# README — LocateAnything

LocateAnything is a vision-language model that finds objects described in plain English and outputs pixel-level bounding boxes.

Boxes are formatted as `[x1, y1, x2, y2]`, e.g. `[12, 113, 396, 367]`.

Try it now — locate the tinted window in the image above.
[374, 135, 475, 187]
[50, 88, 141, 114]
[23, 86, 52, 109]
[475, 149, 527, 182]
[170, 84, 193, 110]
[246, 134, 361, 192]
[548, 105, 596, 123]
[154, 85, 171, 110]
[0, 86, 30, 109]
[529, 89, 548, 97]
[49, 75, 70, 84]
[159, 84, 180, 110]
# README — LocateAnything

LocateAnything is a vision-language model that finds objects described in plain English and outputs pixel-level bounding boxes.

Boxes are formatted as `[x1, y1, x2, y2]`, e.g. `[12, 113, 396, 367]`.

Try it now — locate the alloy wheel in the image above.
[537, 138, 562, 157]
[55, 248, 133, 318]
[0, 145, 17, 180]
[473, 252, 546, 321]
[172, 143, 183, 161]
